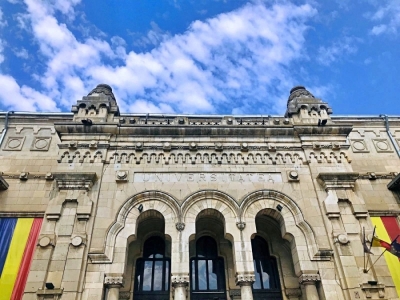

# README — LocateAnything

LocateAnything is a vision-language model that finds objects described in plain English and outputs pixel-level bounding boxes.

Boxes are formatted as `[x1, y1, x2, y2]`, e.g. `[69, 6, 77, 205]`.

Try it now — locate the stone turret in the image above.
[72, 84, 120, 123]
[285, 86, 333, 125]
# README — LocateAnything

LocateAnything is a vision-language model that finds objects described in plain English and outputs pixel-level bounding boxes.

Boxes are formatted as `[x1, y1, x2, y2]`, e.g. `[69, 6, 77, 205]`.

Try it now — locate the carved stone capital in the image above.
[104, 274, 124, 287]
[171, 275, 189, 287]
[236, 221, 246, 231]
[298, 273, 320, 285]
[235, 273, 255, 286]
[176, 222, 185, 231]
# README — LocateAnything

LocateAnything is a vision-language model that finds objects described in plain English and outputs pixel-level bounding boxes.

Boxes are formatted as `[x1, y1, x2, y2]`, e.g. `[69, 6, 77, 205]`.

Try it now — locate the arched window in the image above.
[251, 236, 283, 299]
[134, 236, 170, 300]
[190, 236, 226, 300]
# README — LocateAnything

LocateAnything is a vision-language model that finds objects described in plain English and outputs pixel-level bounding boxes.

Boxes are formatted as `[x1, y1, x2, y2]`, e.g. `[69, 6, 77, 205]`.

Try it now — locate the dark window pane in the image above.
[198, 260, 207, 290]
[208, 260, 217, 290]
[153, 261, 163, 291]
[142, 261, 153, 291]
[143, 236, 165, 258]
[165, 260, 170, 291]
[191, 260, 196, 290]
[260, 260, 270, 289]
[253, 260, 262, 289]
[196, 236, 217, 258]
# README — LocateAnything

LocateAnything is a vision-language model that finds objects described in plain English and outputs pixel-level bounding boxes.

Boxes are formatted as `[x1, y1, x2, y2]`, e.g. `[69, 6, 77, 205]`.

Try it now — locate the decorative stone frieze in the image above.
[298, 273, 321, 285]
[236, 221, 246, 231]
[31, 136, 52, 151]
[176, 222, 185, 231]
[53, 172, 97, 190]
[104, 274, 124, 287]
[171, 275, 190, 286]
[235, 273, 255, 285]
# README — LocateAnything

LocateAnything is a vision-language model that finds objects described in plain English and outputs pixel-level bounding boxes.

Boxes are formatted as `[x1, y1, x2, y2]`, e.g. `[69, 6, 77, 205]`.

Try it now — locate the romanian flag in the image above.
[0, 218, 42, 300]
[371, 217, 400, 297]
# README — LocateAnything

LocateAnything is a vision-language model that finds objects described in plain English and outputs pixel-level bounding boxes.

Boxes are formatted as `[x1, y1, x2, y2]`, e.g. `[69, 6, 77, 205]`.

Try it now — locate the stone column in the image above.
[171, 274, 189, 300]
[236, 273, 255, 300]
[104, 274, 124, 300]
[298, 273, 320, 300]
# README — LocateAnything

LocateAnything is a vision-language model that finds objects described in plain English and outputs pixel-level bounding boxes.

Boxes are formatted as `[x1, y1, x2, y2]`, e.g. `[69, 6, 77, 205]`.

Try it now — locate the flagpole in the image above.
[366, 249, 386, 273]
[365, 226, 377, 271]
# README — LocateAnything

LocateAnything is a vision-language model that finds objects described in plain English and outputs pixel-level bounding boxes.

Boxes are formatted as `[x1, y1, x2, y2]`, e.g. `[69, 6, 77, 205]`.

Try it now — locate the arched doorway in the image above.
[251, 235, 283, 300]
[190, 236, 226, 300]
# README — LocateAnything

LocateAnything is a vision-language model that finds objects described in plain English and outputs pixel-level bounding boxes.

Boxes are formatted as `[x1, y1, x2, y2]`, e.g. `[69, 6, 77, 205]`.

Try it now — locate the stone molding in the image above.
[104, 274, 124, 287]
[317, 172, 359, 191]
[53, 172, 97, 190]
[0, 172, 54, 181]
[298, 273, 321, 285]
[235, 273, 255, 285]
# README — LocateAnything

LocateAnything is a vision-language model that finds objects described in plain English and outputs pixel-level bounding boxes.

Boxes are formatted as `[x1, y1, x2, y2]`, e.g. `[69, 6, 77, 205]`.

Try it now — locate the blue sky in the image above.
[0, 0, 399, 115]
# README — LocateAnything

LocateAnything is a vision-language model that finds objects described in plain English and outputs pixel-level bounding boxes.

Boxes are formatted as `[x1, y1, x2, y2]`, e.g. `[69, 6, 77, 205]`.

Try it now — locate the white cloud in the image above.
[0, 7, 8, 27]
[316, 37, 358, 66]
[368, 0, 400, 35]
[2, 0, 318, 114]
[13, 47, 29, 59]
[0, 74, 58, 111]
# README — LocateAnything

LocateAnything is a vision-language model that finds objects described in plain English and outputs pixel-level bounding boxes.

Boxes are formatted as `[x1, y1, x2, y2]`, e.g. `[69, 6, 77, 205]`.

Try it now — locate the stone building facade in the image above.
[0, 84, 399, 300]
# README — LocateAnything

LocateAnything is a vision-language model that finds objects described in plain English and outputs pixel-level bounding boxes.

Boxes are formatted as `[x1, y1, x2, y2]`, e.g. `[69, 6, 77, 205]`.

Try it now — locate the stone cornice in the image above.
[294, 124, 353, 136]
[53, 172, 97, 190]
[317, 172, 359, 190]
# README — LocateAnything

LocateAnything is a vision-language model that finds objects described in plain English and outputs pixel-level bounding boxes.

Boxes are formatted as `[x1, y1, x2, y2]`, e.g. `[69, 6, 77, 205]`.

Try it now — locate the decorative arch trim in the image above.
[240, 190, 330, 261]
[89, 190, 180, 264]
[181, 189, 240, 222]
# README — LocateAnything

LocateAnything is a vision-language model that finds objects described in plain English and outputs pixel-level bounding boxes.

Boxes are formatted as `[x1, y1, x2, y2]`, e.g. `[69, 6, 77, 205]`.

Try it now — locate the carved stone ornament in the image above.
[116, 170, 128, 182]
[236, 221, 246, 231]
[298, 273, 321, 285]
[235, 273, 255, 285]
[104, 275, 124, 287]
[175, 222, 185, 231]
